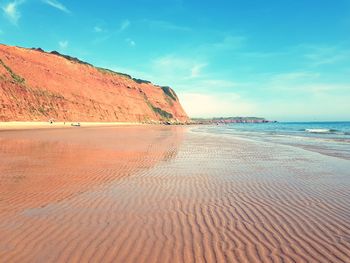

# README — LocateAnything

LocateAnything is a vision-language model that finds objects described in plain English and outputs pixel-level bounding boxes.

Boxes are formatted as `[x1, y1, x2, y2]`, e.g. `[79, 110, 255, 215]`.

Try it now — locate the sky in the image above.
[1, 0, 349, 121]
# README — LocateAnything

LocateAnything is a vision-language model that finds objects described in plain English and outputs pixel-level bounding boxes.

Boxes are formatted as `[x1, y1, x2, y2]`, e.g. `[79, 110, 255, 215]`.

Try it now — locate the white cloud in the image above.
[125, 38, 136, 47]
[119, 19, 130, 31]
[58, 40, 68, 49]
[179, 92, 257, 118]
[2, 0, 24, 25]
[42, 0, 70, 13]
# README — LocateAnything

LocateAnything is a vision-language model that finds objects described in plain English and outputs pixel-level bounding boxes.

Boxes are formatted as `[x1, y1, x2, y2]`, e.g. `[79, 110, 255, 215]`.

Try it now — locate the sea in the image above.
[194, 122, 350, 160]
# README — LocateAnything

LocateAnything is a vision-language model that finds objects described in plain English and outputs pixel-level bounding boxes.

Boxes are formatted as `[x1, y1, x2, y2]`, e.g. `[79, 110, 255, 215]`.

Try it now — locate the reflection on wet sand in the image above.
[0, 126, 183, 220]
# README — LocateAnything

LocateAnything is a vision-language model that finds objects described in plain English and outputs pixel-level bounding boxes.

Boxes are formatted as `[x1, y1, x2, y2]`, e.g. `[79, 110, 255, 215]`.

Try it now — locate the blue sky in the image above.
[1, 0, 350, 121]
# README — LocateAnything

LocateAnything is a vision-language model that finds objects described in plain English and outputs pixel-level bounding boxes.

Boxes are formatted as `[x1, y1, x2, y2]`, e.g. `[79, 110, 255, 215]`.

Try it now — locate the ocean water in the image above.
[194, 122, 350, 160]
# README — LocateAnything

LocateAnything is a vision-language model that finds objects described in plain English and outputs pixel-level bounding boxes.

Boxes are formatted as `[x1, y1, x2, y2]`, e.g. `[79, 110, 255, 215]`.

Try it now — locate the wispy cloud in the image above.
[145, 19, 191, 32]
[42, 0, 70, 14]
[303, 44, 350, 67]
[267, 71, 349, 97]
[92, 20, 130, 44]
[190, 64, 207, 78]
[119, 19, 130, 31]
[125, 38, 136, 47]
[270, 71, 321, 84]
[240, 51, 286, 59]
[198, 35, 247, 53]
[213, 35, 246, 50]
[58, 40, 68, 49]
[93, 26, 103, 33]
[2, 0, 25, 25]
[2, 0, 70, 25]
[152, 55, 208, 79]
[173, 78, 242, 95]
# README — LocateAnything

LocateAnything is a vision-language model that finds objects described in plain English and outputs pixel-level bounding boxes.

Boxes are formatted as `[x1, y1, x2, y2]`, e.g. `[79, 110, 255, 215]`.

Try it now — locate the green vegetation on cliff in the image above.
[33, 48, 164, 88]
[0, 59, 25, 84]
[160, 86, 177, 101]
[142, 93, 174, 120]
[151, 106, 173, 119]
[50, 51, 93, 67]
[96, 67, 132, 79]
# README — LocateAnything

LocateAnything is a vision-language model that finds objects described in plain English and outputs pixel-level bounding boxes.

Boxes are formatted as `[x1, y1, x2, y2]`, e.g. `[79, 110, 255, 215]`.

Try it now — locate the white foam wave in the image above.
[305, 129, 334, 134]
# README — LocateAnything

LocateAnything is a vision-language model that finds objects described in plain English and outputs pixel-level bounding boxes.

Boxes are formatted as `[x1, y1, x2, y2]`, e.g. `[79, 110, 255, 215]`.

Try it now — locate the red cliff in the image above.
[0, 44, 189, 123]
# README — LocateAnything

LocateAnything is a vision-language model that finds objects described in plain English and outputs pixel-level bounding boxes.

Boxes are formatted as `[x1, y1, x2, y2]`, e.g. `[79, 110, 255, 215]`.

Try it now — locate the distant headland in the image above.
[191, 117, 277, 124]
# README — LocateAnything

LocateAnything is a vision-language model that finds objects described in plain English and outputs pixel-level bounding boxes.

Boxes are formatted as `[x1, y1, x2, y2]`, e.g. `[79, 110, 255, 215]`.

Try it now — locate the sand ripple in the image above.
[0, 127, 350, 262]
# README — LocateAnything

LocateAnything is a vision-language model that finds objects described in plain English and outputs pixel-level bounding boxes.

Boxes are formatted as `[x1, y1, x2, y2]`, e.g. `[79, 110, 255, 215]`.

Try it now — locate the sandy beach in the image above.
[0, 122, 143, 131]
[0, 126, 349, 263]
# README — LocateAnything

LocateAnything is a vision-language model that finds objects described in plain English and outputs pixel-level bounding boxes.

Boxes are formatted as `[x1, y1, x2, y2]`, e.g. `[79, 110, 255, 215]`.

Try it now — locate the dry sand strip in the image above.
[0, 121, 142, 130]
[0, 126, 349, 263]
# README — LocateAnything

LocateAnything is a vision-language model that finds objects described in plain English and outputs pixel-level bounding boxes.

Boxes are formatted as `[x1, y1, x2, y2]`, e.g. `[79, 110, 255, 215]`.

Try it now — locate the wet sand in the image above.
[0, 126, 350, 263]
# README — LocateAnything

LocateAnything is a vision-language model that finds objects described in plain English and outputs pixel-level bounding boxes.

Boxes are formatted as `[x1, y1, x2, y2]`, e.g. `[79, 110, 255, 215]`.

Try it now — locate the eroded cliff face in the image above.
[0, 44, 189, 123]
